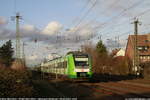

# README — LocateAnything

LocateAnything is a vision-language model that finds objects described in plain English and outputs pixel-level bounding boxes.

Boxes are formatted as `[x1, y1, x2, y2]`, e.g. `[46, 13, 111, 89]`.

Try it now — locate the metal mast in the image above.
[15, 13, 22, 60]
[22, 42, 26, 66]
[133, 19, 140, 75]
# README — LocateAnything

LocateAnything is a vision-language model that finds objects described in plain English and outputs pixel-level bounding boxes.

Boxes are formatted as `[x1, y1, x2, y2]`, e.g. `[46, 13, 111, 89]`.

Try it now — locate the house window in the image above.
[138, 47, 142, 50]
[145, 47, 148, 50]
[146, 56, 148, 60]
[145, 40, 149, 42]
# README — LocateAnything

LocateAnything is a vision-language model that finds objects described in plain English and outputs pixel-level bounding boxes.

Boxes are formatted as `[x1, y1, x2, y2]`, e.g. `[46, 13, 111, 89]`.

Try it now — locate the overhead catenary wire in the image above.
[84, 0, 122, 26]
[80, 0, 142, 36]
[72, 0, 98, 33]
[15, 0, 150, 50]
[90, 0, 147, 41]
[86, 0, 150, 50]
[68, 0, 92, 27]
[135, 8, 150, 18]
[95, 0, 144, 31]
[80, 0, 122, 41]
[76, 0, 145, 44]
[67, 0, 98, 44]
[100, 6, 150, 40]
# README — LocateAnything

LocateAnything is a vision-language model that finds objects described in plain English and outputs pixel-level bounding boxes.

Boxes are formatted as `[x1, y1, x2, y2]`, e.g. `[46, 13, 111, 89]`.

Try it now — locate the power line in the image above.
[73, 0, 98, 30]
[135, 8, 150, 18]
[85, 0, 122, 26]
[100, 3, 150, 35]
[69, 0, 98, 44]
[89, 0, 146, 42]
[96, 0, 144, 31]
[99, 6, 150, 40]
[68, 0, 92, 27]
[86, 0, 148, 37]
[79, 0, 144, 44]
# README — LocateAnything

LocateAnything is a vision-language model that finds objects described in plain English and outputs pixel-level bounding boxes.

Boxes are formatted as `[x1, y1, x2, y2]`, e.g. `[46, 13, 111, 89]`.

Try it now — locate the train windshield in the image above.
[74, 54, 89, 66]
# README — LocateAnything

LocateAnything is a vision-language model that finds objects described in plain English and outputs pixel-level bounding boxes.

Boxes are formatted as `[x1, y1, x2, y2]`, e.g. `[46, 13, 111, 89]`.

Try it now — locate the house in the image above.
[111, 48, 125, 57]
[125, 34, 150, 64]
[111, 49, 120, 56]
[114, 49, 125, 57]
[111, 48, 125, 64]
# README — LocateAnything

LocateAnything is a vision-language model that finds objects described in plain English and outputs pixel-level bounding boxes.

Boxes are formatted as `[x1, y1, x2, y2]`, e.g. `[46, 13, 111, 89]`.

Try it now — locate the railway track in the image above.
[119, 81, 150, 90]
[100, 82, 150, 97]
[79, 81, 150, 98]
[126, 79, 150, 85]
[40, 72, 150, 99]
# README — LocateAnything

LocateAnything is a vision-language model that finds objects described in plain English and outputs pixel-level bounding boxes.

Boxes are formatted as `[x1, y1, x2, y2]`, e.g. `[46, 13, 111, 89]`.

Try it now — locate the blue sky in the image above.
[0, 0, 87, 29]
[0, 0, 150, 66]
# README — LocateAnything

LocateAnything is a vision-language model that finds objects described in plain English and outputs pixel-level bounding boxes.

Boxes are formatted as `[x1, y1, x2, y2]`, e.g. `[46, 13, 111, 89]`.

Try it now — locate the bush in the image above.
[82, 42, 111, 74]
[142, 62, 150, 79]
[0, 67, 36, 97]
[82, 42, 130, 75]
[0, 40, 14, 67]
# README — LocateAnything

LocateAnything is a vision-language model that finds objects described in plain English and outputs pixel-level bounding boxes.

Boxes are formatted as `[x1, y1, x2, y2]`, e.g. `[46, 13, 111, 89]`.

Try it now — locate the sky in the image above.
[0, 0, 150, 66]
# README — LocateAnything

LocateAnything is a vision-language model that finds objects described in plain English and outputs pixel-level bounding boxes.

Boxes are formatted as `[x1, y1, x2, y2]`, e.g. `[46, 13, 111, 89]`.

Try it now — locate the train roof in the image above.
[66, 51, 88, 55]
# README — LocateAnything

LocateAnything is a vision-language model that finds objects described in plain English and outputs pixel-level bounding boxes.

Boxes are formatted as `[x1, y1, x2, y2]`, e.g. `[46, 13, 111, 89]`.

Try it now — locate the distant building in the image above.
[112, 48, 125, 57]
[111, 48, 125, 64]
[115, 49, 125, 57]
[125, 34, 150, 64]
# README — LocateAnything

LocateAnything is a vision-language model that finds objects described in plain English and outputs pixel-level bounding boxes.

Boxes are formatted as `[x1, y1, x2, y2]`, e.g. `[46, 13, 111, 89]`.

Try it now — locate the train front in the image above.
[73, 53, 92, 78]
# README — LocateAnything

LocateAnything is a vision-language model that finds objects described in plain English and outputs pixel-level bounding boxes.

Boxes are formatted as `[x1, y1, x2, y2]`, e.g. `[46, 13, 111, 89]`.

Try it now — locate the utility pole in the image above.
[115, 36, 117, 48]
[133, 19, 140, 75]
[22, 42, 26, 66]
[115, 36, 119, 49]
[118, 36, 120, 48]
[98, 35, 102, 40]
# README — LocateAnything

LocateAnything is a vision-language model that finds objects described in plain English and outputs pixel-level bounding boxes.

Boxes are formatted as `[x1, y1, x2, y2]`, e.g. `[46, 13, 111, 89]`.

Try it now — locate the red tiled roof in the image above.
[114, 56, 125, 60]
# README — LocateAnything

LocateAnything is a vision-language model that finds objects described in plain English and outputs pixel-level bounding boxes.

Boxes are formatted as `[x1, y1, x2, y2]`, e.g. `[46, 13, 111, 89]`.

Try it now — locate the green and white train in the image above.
[41, 51, 92, 78]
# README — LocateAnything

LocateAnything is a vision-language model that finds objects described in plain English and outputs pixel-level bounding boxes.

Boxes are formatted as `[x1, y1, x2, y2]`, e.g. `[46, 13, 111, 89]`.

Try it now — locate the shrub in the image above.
[0, 67, 36, 97]
[142, 62, 150, 79]
[81, 41, 130, 75]
[0, 40, 14, 67]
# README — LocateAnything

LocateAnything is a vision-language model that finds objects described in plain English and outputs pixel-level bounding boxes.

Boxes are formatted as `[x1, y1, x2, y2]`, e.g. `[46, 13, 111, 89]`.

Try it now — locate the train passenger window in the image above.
[63, 61, 67, 68]
[58, 62, 62, 68]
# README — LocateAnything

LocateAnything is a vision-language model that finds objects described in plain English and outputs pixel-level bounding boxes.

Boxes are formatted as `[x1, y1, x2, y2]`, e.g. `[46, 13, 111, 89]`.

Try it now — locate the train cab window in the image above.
[75, 61, 89, 66]
[74, 57, 89, 66]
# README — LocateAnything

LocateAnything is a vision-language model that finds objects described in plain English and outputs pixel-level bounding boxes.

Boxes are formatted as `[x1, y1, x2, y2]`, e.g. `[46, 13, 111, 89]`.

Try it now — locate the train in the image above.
[41, 51, 93, 79]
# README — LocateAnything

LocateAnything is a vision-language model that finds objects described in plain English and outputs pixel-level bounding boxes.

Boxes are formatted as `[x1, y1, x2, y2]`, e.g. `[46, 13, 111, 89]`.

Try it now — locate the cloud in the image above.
[28, 55, 38, 60]
[64, 23, 98, 42]
[46, 54, 53, 60]
[106, 38, 127, 50]
[0, 28, 15, 40]
[21, 24, 35, 32]
[0, 16, 98, 44]
[0, 16, 7, 25]
[0, 16, 15, 40]
[42, 21, 63, 35]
